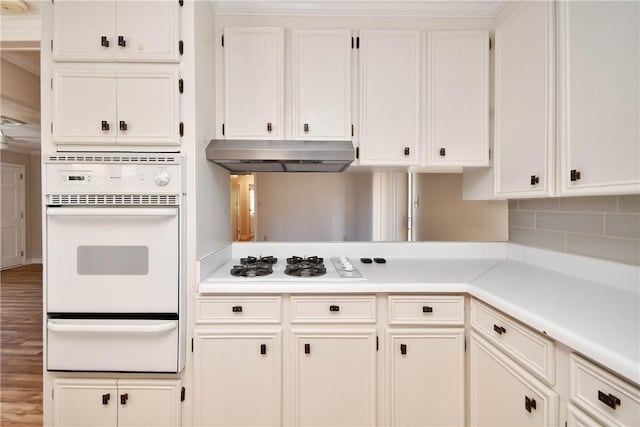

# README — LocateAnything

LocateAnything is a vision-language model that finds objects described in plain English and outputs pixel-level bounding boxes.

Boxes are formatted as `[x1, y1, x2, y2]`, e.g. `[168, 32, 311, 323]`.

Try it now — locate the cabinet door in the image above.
[116, 72, 180, 145]
[117, 379, 182, 427]
[469, 332, 558, 427]
[194, 330, 282, 427]
[53, 0, 116, 61]
[495, 3, 555, 198]
[53, 71, 117, 145]
[224, 27, 284, 139]
[359, 30, 420, 165]
[115, 1, 180, 62]
[427, 31, 489, 166]
[386, 329, 465, 426]
[53, 379, 117, 427]
[292, 29, 352, 140]
[558, 1, 640, 195]
[292, 329, 376, 426]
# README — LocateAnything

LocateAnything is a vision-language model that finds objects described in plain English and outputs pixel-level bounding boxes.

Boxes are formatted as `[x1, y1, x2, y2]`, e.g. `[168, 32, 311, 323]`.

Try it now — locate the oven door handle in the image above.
[47, 207, 177, 217]
[47, 320, 177, 334]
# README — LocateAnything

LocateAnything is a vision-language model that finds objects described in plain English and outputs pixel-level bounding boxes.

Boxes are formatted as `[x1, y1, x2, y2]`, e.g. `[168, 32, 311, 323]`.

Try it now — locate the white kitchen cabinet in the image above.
[292, 29, 352, 140]
[52, 378, 181, 427]
[292, 329, 377, 426]
[53, 70, 180, 146]
[427, 31, 489, 166]
[223, 27, 284, 139]
[469, 331, 559, 427]
[494, 2, 555, 198]
[558, 1, 640, 195]
[194, 330, 282, 427]
[359, 30, 421, 165]
[53, 0, 181, 62]
[386, 329, 465, 427]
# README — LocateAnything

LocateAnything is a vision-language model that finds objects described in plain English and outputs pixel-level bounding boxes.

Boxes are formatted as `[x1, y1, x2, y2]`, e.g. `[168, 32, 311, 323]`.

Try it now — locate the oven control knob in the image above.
[154, 169, 170, 186]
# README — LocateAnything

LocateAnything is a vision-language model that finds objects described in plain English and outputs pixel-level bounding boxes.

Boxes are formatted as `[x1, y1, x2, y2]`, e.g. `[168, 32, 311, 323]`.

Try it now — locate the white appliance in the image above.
[44, 153, 185, 373]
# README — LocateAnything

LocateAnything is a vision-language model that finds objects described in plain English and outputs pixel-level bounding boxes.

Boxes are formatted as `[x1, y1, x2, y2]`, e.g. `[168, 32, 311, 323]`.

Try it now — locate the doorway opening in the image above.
[230, 174, 256, 242]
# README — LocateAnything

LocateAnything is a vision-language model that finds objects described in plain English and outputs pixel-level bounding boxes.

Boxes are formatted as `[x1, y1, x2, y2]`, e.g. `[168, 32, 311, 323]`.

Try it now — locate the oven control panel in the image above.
[331, 257, 363, 279]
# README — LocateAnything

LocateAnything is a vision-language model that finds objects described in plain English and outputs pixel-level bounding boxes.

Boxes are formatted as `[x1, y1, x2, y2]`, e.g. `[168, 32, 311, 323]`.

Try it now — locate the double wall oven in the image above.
[44, 153, 185, 373]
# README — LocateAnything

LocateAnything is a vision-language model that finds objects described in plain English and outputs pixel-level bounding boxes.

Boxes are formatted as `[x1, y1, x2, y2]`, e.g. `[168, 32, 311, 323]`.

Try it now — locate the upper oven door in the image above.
[47, 207, 179, 313]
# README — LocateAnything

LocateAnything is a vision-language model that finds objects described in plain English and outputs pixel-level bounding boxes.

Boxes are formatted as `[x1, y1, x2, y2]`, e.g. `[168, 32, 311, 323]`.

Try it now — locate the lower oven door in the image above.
[47, 318, 179, 372]
[47, 207, 178, 313]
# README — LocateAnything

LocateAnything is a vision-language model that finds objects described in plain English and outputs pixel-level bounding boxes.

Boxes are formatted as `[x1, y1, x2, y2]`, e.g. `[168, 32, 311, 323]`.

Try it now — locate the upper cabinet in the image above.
[558, 1, 640, 195]
[53, 0, 181, 63]
[427, 31, 489, 166]
[291, 30, 352, 140]
[223, 27, 285, 139]
[359, 30, 421, 165]
[494, 3, 555, 198]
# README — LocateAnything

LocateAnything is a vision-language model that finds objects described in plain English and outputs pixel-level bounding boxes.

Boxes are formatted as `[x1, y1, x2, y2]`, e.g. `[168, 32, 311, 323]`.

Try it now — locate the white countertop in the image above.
[198, 242, 640, 385]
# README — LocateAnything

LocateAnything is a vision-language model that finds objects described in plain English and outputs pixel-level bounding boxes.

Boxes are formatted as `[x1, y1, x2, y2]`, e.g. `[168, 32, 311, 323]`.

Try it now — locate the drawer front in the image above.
[196, 296, 281, 324]
[290, 296, 376, 323]
[568, 403, 604, 427]
[470, 299, 555, 384]
[388, 295, 464, 325]
[570, 354, 640, 427]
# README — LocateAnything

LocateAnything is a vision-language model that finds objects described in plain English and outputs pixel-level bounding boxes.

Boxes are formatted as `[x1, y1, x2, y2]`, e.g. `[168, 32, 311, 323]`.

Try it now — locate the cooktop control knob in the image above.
[154, 169, 170, 186]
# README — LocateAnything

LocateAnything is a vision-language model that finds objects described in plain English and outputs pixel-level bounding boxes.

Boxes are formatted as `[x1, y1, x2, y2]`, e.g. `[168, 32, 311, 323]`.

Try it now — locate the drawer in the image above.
[388, 295, 464, 325]
[470, 299, 555, 384]
[196, 296, 281, 324]
[290, 296, 376, 323]
[568, 403, 604, 427]
[570, 354, 640, 427]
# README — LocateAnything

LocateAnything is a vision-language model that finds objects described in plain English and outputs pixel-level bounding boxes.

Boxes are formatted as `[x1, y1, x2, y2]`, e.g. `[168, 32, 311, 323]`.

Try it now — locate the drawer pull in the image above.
[598, 390, 621, 409]
[260, 344, 267, 355]
[267, 122, 273, 132]
[120, 393, 128, 405]
[118, 35, 126, 47]
[304, 123, 309, 133]
[100, 36, 109, 48]
[119, 120, 128, 131]
[525, 396, 536, 413]
[422, 306, 433, 313]
[102, 393, 110, 405]
[329, 305, 340, 312]
[493, 324, 506, 335]
[400, 344, 407, 355]
[232, 305, 243, 313]
[101, 120, 110, 131]
[304, 343, 310, 354]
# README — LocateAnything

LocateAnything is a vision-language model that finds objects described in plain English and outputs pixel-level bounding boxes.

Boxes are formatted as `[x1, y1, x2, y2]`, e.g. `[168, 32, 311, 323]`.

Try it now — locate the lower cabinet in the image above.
[193, 330, 282, 427]
[386, 329, 465, 426]
[469, 331, 558, 426]
[291, 329, 377, 427]
[52, 378, 182, 427]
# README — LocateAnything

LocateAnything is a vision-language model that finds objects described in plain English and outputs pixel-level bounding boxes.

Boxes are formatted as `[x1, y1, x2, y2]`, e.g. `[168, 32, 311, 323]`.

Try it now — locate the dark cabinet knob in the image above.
[304, 123, 309, 133]
[530, 175, 539, 185]
[119, 121, 128, 131]
[570, 169, 581, 182]
[304, 343, 310, 354]
[329, 305, 340, 312]
[598, 390, 621, 409]
[118, 35, 126, 47]
[120, 393, 128, 405]
[439, 147, 446, 156]
[232, 305, 243, 313]
[493, 324, 506, 335]
[101, 36, 109, 47]
[422, 306, 433, 313]
[400, 344, 407, 355]
[525, 396, 536, 413]
[101, 121, 110, 131]
[102, 393, 110, 405]
[267, 122, 273, 132]
[404, 147, 410, 156]
[260, 344, 267, 355]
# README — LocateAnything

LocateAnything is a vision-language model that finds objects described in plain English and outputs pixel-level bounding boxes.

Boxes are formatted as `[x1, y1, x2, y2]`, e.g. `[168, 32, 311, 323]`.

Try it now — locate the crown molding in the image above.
[0, 15, 40, 43]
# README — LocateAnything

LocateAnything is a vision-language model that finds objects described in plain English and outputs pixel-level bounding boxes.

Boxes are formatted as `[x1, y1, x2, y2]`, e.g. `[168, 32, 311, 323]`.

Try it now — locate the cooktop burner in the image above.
[285, 256, 327, 277]
[240, 255, 278, 265]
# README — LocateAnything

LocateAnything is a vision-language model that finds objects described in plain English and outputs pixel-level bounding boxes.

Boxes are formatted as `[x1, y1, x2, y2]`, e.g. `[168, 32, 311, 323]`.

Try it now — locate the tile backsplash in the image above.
[509, 196, 640, 265]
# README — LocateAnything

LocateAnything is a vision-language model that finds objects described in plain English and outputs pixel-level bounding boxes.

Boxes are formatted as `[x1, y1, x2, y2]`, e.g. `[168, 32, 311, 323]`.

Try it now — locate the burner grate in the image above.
[285, 256, 326, 277]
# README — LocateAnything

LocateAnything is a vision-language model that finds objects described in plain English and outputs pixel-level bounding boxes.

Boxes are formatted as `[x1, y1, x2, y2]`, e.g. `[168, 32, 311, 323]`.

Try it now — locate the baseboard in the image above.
[27, 258, 42, 264]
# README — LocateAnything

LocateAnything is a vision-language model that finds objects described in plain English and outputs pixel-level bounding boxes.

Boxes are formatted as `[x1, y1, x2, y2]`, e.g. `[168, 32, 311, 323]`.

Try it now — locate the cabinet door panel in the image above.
[53, 379, 117, 427]
[117, 380, 181, 427]
[428, 31, 489, 166]
[292, 30, 352, 140]
[387, 329, 465, 427]
[559, 1, 640, 195]
[115, 1, 180, 62]
[293, 329, 376, 426]
[194, 330, 282, 427]
[495, 3, 554, 197]
[53, 0, 116, 61]
[224, 27, 284, 139]
[53, 71, 117, 144]
[359, 30, 420, 165]
[116, 72, 180, 145]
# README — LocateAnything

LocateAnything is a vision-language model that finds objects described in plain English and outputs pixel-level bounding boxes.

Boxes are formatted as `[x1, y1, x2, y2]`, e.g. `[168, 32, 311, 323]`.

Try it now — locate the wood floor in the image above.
[1, 264, 43, 427]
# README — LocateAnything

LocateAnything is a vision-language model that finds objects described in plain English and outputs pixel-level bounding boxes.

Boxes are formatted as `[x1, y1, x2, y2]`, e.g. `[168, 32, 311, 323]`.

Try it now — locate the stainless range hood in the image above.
[206, 139, 355, 173]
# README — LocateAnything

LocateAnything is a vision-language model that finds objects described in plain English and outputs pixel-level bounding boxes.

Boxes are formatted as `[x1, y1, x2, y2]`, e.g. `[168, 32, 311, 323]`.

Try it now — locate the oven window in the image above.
[77, 246, 149, 275]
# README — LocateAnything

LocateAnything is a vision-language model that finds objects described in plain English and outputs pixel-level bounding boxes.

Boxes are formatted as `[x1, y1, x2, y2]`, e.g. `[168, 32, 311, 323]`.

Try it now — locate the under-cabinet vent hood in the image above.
[206, 139, 355, 173]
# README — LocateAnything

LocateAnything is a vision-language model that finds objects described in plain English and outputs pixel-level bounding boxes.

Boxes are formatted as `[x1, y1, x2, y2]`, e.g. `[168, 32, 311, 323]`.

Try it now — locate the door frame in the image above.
[1, 162, 26, 269]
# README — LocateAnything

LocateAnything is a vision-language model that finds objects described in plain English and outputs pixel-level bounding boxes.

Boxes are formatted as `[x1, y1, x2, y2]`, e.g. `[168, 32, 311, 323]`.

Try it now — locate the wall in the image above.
[509, 196, 640, 265]
[413, 173, 508, 241]
[256, 172, 373, 241]
[0, 149, 42, 261]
